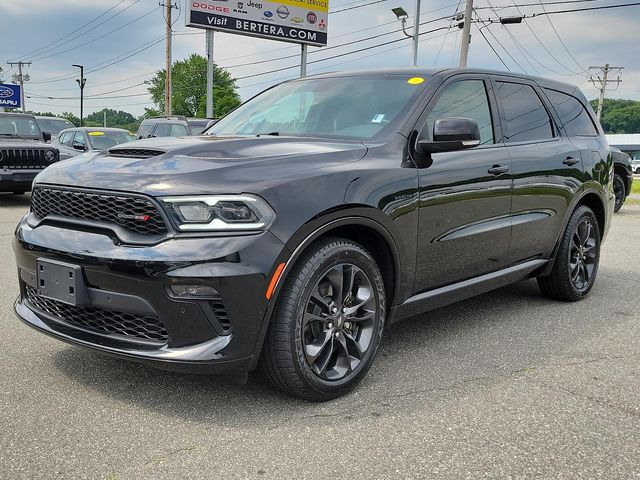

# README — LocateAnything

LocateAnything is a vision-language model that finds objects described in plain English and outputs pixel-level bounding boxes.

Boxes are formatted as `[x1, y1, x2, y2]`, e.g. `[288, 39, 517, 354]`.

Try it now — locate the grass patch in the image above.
[632, 179, 640, 195]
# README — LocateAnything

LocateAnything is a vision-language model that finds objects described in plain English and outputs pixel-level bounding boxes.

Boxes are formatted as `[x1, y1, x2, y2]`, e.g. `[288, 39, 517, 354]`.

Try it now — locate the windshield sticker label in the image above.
[88, 131, 105, 136]
[407, 77, 425, 85]
[371, 114, 386, 124]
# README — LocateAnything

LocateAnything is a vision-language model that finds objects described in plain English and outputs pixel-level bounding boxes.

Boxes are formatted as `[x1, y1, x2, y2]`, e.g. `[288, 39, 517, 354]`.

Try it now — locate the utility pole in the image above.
[589, 64, 623, 121]
[206, 30, 214, 118]
[7, 60, 31, 112]
[103, 110, 107, 127]
[72, 64, 86, 127]
[300, 44, 308, 77]
[458, 0, 474, 67]
[161, 2, 177, 116]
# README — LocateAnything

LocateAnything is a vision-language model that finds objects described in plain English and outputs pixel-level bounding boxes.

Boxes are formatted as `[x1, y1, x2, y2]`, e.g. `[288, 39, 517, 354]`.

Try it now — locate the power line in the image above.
[10, 0, 133, 61]
[533, 0, 588, 74]
[18, 0, 143, 62]
[31, 5, 158, 62]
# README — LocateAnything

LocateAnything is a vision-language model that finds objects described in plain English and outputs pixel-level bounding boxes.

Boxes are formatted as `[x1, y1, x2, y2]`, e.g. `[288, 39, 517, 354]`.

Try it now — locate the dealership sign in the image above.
[187, 0, 328, 46]
[0, 84, 21, 108]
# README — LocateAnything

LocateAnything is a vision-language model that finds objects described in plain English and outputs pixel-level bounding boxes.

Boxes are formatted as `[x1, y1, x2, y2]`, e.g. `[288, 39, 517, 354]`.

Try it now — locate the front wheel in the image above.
[613, 173, 625, 212]
[260, 237, 386, 401]
[538, 205, 600, 301]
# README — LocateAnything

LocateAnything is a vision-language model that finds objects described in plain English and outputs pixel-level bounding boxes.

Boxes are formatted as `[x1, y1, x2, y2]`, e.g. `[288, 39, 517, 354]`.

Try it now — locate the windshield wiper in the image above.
[0, 133, 26, 139]
[256, 131, 280, 137]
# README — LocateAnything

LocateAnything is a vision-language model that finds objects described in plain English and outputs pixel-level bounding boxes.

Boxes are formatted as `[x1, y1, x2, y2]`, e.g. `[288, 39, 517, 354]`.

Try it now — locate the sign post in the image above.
[0, 83, 22, 110]
[186, 0, 328, 79]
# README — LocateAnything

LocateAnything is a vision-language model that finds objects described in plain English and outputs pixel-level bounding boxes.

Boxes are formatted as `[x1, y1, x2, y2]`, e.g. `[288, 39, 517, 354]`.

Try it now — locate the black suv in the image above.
[0, 112, 59, 194]
[13, 69, 614, 400]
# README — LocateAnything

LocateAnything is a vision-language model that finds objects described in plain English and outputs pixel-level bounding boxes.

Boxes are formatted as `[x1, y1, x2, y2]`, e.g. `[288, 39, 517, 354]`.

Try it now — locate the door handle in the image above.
[488, 165, 509, 175]
[563, 156, 580, 166]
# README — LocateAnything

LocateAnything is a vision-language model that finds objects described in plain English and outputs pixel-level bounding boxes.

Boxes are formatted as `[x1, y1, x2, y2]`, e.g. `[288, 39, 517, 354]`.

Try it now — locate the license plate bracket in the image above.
[36, 259, 89, 306]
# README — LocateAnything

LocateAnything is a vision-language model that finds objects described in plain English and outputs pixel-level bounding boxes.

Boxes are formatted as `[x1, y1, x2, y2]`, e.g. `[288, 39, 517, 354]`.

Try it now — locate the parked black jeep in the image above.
[0, 112, 59, 194]
[13, 69, 614, 400]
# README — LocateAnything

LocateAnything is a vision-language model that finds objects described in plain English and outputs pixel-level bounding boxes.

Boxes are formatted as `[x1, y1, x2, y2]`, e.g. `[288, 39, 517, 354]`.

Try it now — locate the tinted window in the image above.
[87, 131, 136, 150]
[496, 82, 554, 142]
[137, 124, 152, 139]
[38, 118, 74, 134]
[170, 123, 189, 136]
[153, 124, 173, 137]
[424, 80, 494, 145]
[73, 131, 87, 146]
[544, 89, 598, 136]
[59, 131, 74, 146]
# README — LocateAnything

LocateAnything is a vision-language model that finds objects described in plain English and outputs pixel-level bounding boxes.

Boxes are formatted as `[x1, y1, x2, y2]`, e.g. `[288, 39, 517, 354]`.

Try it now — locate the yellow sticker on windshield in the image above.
[407, 77, 425, 85]
[88, 131, 105, 136]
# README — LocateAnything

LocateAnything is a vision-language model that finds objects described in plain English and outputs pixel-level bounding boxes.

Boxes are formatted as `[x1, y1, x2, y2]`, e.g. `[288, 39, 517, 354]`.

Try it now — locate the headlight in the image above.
[161, 194, 275, 231]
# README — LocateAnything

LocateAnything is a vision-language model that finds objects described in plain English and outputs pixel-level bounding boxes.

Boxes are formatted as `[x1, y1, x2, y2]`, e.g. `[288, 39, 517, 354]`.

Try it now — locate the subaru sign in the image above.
[0, 84, 21, 108]
[186, 0, 328, 47]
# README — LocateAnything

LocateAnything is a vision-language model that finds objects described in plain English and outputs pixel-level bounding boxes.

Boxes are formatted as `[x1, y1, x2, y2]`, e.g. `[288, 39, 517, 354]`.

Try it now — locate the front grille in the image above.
[25, 286, 168, 343]
[108, 148, 165, 158]
[0, 148, 55, 169]
[31, 187, 168, 236]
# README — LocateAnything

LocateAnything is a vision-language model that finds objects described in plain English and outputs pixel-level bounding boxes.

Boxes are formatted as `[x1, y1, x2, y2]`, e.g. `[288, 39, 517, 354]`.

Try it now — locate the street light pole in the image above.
[72, 64, 86, 127]
[411, 0, 421, 67]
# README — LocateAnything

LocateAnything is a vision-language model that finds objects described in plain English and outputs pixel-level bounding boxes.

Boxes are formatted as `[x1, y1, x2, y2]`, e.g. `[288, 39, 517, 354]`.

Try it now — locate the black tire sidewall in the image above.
[613, 174, 624, 212]
[287, 241, 386, 397]
[561, 206, 601, 298]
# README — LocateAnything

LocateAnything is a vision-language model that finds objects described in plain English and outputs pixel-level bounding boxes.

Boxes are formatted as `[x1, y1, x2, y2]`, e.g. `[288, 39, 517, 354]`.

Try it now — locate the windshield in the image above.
[208, 75, 429, 140]
[0, 116, 42, 138]
[87, 131, 136, 150]
[37, 118, 74, 134]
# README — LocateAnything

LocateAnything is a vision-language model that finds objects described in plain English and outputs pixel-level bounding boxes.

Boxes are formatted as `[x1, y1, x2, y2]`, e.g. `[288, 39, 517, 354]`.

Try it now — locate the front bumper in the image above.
[13, 216, 288, 374]
[0, 169, 40, 192]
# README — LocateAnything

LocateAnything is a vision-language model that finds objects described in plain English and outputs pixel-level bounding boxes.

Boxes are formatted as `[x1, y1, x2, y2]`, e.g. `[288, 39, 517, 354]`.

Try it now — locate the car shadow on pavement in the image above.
[50, 278, 596, 425]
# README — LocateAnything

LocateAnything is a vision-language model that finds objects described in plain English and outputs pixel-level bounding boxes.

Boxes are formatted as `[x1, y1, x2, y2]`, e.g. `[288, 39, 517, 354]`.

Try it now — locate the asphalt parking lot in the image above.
[1, 194, 639, 479]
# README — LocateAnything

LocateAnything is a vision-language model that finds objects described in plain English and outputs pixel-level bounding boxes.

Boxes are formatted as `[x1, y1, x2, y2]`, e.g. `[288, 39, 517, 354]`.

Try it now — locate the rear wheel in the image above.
[538, 205, 600, 301]
[260, 237, 386, 401]
[613, 173, 625, 212]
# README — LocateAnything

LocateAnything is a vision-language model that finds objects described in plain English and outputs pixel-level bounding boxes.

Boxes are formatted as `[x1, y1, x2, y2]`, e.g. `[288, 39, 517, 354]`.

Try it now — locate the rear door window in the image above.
[495, 82, 554, 143]
[73, 131, 87, 147]
[544, 89, 598, 136]
[170, 123, 189, 136]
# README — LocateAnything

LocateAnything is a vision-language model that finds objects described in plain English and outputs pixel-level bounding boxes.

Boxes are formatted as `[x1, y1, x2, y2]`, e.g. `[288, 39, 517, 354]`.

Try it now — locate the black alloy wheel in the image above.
[613, 173, 625, 212]
[260, 237, 385, 401]
[538, 205, 600, 301]
[568, 217, 598, 292]
[302, 264, 377, 381]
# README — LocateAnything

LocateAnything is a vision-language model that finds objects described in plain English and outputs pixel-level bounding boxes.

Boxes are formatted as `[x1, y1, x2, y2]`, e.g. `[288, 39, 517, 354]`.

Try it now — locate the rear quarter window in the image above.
[495, 82, 554, 143]
[544, 89, 598, 136]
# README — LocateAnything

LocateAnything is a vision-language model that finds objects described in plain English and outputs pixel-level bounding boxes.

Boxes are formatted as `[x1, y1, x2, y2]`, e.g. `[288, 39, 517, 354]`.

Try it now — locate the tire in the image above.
[538, 205, 600, 302]
[613, 173, 625, 213]
[260, 237, 386, 401]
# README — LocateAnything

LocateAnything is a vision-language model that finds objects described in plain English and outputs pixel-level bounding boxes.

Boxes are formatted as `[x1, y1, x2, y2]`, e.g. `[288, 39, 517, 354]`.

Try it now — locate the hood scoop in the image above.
[107, 148, 165, 159]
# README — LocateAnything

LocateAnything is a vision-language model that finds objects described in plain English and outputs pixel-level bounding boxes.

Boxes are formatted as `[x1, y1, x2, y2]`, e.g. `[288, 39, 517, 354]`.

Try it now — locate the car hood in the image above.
[34, 135, 368, 196]
[0, 137, 49, 147]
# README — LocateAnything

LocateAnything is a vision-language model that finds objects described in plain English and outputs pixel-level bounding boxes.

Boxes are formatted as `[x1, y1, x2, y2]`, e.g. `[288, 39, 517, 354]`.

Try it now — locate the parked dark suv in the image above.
[13, 69, 614, 400]
[1, 112, 59, 194]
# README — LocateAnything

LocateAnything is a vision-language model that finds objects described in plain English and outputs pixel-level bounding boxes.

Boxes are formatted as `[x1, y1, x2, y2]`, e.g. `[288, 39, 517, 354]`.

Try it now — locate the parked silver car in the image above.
[53, 127, 135, 159]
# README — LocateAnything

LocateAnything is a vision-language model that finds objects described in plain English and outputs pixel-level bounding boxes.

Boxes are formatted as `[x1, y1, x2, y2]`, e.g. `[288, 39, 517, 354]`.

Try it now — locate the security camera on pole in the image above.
[391, 1, 421, 67]
[72, 64, 86, 127]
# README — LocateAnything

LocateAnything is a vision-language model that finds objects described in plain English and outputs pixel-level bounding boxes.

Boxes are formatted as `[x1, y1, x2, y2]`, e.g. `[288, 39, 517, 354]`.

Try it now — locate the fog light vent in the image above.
[169, 284, 219, 298]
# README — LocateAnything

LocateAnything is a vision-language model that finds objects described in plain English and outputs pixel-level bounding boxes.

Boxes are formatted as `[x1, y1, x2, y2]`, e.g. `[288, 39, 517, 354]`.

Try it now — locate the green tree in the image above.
[59, 112, 81, 126]
[84, 109, 141, 132]
[590, 98, 640, 133]
[146, 54, 240, 118]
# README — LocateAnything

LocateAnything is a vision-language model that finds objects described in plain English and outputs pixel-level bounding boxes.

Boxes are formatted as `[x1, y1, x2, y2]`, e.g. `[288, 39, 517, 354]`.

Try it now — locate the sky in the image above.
[0, 0, 639, 118]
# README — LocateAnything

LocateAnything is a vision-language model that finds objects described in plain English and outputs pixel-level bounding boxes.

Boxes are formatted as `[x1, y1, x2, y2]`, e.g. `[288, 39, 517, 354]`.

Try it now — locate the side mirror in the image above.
[72, 141, 86, 151]
[42, 131, 52, 142]
[417, 117, 481, 154]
